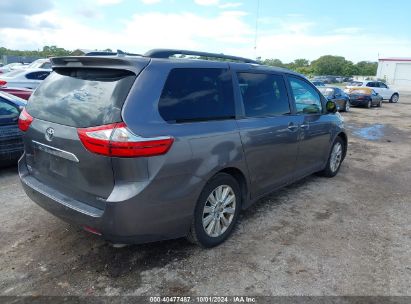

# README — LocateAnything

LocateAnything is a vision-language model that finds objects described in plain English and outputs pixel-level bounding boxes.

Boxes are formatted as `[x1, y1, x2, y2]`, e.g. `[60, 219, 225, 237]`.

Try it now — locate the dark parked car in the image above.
[0, 87, 33, 100]
[0, 91, 26, 165]
[311, 81, 326, 87]
[18, 49, 348, 248]
[347, 87, 383, 108]
[318, 87, 350, 112]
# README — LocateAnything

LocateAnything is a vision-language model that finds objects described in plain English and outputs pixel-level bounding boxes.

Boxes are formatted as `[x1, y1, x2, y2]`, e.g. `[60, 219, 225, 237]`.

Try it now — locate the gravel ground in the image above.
[0, 96, 410, 296]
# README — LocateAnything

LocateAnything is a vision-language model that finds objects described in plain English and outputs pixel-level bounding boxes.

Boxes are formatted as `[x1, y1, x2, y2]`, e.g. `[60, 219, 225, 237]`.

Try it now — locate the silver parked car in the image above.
[18, 49, 347, 247]
[0, 68, 51, 89]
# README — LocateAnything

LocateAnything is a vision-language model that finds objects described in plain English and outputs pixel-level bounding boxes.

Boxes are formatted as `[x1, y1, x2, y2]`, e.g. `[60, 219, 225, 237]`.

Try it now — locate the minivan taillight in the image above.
[77, 122, 174, 157]
[18, 108, 33, 132]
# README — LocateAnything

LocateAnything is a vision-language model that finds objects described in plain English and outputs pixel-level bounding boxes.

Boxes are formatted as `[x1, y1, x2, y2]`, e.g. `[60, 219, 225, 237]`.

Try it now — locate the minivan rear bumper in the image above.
[18, 156, 197, 244]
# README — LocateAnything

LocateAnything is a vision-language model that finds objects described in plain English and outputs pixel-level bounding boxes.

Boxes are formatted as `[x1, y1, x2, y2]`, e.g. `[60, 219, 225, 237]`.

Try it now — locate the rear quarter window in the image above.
[25, 71, 50, 80]
[26, 68, 136, 127]
[158, 68, 235, 123]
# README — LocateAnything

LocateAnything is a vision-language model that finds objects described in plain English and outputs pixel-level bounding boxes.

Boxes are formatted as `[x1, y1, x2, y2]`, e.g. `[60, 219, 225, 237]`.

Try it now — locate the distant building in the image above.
[377, 57, 411, 91]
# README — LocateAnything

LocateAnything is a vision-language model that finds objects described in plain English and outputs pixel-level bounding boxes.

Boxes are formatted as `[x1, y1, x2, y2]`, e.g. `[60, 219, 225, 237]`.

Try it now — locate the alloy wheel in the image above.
[392, 95, 399, 103]
[330, 142, 343, 173]
[202, 185, 236, 237]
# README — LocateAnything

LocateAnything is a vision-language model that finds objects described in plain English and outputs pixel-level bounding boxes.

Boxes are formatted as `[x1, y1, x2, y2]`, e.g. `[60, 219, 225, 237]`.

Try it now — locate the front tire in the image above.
[344, 101, 350, 112]
[187, 173, 241, 248]
[319, 137, 345, 177]
[377, 100, 382, 107]
[390, 94, 399, 103]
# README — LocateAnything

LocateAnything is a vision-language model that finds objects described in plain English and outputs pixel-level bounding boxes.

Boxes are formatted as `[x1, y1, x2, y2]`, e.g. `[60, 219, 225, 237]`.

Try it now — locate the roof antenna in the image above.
[253, 0, 261, 60]
[117, 49, 126, 57]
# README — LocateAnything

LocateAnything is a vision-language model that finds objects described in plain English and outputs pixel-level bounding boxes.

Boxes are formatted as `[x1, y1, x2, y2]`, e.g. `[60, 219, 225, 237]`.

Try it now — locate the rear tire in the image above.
[187, 173, 241, 248]
[366, 100, 372, 108]
[319, 137, 345, 178]
[390, 94, 399, 103]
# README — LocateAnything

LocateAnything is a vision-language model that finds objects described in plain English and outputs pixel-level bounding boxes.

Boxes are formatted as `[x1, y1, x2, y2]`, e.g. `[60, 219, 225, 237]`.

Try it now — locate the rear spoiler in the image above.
[50, 56, 150, 74]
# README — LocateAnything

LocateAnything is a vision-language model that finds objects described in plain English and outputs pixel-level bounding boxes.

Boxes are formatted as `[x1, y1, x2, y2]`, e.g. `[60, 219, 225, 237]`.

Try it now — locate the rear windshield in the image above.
[26, 68, 136, 127]
[350, 89, 370, 95]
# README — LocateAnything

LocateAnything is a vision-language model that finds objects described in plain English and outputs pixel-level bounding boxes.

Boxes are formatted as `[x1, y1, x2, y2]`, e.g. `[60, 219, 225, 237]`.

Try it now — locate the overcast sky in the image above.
[1, 0, 410, 63]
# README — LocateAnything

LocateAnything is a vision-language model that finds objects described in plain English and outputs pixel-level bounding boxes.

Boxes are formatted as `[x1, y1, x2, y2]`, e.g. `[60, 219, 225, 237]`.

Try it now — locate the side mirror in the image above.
[326, 100, 337, 113]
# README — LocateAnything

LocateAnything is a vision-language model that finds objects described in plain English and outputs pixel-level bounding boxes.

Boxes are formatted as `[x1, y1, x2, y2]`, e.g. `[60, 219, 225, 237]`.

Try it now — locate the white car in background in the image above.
[26, 59, 52, 69]
[0, 68, 51, 89]
[0, 62, 27, 74]
[345, 81, 399, 103]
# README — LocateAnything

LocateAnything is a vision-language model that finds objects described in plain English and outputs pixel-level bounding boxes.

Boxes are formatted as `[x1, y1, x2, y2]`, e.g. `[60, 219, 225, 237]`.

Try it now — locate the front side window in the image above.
[289, 77, 322, 114]
[237, 73, 290, 117]
[366, 82, 376, 87]
[159, 68, 235, 123]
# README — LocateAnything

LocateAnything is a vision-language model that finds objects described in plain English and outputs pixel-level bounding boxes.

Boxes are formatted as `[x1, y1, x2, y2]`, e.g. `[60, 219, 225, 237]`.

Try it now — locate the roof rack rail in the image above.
[144, 49, 259, 64]
[85, 50, 142, 57]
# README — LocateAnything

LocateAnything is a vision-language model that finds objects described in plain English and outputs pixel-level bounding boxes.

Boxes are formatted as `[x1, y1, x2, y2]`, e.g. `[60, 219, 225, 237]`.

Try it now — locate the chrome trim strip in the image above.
[32, 141, 80, 163]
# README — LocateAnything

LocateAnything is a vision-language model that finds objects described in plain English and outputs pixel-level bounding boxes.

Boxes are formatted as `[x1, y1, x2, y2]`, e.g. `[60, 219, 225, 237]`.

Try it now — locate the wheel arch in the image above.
[214, 167, 249, 210]
[391, 92, 399, 101]
[336, 131, 348, 160]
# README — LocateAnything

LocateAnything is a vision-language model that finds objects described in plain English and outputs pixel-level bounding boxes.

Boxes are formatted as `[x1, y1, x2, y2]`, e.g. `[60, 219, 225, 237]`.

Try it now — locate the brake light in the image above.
[18, 108, 33, 132]
[0, 80, 7, 87]
[77, 122, 174, 157]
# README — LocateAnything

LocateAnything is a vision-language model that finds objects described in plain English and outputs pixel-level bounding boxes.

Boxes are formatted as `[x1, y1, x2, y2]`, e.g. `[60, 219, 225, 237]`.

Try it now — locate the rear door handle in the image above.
[287, 123, 298, 132]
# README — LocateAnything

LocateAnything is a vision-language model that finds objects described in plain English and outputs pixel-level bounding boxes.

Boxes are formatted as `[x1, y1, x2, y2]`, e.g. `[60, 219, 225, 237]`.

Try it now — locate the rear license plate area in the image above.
[33, 144, 68, 177]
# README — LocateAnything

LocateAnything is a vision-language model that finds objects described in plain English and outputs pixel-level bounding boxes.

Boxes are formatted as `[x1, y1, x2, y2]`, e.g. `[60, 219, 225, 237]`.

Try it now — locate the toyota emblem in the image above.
[45, 127, 55, 142]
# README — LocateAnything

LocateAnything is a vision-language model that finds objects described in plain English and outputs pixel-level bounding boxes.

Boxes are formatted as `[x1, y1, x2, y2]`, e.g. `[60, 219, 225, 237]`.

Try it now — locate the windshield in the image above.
[318, 87, 334, 97]
[27, 60, 48, 69]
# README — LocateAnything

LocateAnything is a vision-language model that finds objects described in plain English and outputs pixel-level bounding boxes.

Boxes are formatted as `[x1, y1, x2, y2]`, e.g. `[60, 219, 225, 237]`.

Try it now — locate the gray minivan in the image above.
[18, 50, 347, 248]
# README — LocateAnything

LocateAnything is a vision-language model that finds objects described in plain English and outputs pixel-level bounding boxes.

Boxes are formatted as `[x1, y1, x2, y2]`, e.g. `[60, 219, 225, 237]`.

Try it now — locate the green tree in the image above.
[311, 55, 348, 75]
[262, 58, 286, 68]
[0, 45, 72, 59]
[285, 58, 311, 75]
[355, 61, 378, 76]
[294, 66, 313, 75]
[292, 58, 310, 68]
